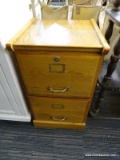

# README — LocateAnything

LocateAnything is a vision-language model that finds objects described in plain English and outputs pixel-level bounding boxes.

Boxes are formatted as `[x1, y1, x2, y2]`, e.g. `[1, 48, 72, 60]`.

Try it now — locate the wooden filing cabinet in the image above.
[6, 19, 110, 129]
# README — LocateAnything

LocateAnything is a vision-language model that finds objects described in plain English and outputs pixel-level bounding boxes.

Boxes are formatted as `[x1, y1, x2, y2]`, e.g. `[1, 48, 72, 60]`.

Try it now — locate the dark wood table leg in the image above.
[89, 20, 120, 117]
[105, 19, 114, 44]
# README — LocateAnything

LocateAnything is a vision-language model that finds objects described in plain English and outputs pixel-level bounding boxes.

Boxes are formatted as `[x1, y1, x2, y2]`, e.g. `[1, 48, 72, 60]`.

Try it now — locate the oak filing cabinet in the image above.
[6, 19, 110, 129]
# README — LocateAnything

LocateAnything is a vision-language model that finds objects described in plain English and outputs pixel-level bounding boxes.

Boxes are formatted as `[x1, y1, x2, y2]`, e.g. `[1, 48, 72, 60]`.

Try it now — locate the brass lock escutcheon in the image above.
[54, 56, 60, 62]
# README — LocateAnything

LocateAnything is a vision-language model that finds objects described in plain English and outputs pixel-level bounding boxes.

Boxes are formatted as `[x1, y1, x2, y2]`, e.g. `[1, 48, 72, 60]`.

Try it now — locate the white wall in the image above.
[0, 0, 32, 47]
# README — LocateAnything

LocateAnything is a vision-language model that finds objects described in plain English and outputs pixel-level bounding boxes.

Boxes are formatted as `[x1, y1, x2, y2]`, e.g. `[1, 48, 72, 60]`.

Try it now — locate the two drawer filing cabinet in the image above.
[6, 19, 110, 129]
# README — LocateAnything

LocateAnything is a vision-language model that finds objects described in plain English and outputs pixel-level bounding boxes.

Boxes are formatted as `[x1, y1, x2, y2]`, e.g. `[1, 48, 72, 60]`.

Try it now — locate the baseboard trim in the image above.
[0, 114, 31, 122]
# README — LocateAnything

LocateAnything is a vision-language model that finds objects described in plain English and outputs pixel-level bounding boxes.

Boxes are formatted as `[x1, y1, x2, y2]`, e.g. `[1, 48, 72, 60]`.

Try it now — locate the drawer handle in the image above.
[47, 87, 69, 93]
[51, 116, 67, 121]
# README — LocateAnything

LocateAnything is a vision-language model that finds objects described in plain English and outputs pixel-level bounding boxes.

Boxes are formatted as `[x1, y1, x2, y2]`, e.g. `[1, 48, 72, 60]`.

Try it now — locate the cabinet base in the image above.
[33, 120, 86, 130]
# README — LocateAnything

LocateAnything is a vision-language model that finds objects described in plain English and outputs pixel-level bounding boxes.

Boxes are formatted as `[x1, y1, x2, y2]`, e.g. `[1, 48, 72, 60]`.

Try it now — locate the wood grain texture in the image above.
[16, 52, 102, 98]
[29, 96, 90, 122]
[6, 19, 110, 54]
[6, 19, 110, 129]
[33, 120, 86, 129]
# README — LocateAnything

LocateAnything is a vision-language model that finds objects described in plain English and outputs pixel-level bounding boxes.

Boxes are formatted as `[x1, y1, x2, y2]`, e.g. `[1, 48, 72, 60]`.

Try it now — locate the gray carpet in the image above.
[0, 118, 120, 160]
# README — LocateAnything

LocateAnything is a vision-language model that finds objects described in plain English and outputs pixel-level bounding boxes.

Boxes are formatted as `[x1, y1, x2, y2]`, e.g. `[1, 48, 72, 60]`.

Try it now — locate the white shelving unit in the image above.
[0, 43, 31, 121]
[0, 0, 32, 122]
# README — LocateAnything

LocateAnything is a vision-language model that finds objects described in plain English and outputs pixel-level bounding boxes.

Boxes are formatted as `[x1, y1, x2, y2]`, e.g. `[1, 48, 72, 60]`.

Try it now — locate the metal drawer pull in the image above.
[47, 87, 69, 93]
[51, 116, 67, 121]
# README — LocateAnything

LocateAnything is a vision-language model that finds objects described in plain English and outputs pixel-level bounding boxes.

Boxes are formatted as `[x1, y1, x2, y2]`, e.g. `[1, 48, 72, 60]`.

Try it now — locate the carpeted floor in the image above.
[0, 117, 120, 160]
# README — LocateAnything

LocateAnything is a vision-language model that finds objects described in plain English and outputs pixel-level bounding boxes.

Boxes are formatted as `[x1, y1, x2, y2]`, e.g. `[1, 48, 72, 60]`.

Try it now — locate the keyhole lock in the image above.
[54, 56, 60, 62]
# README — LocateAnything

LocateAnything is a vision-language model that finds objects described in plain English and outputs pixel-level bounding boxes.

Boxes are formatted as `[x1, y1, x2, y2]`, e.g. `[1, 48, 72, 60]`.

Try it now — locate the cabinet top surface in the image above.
[7, 19, 110, 53]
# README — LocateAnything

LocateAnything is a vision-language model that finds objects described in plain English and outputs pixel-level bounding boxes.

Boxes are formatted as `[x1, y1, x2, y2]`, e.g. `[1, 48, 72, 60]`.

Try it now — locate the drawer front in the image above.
[16, 52, 102, 98]
[29, 96, 91, 123]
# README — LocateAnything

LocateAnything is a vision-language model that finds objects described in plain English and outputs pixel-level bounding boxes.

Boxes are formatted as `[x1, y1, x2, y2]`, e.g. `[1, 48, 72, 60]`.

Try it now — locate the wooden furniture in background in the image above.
[68, 0, 92, 5]
[31, 0, 102, 20]
[67, 0, 99, 5]
[41, 3, 69, 19]
[89, 0, 120, 116]
[6, 19, 109, 129]
[71, 5, 101, 23]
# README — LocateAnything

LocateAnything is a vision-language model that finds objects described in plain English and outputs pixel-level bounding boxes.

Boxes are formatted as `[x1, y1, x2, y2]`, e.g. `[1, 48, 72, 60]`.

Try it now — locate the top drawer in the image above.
[16, 51, 102, 98]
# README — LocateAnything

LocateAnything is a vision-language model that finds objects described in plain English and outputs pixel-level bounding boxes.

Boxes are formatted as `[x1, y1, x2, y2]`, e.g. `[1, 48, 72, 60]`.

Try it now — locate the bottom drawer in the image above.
[29, 96, 91, 129]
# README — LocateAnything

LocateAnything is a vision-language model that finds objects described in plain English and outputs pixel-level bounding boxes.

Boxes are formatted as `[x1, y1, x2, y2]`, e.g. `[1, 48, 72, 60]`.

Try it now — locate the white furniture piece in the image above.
[0, 42, 31, 121]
